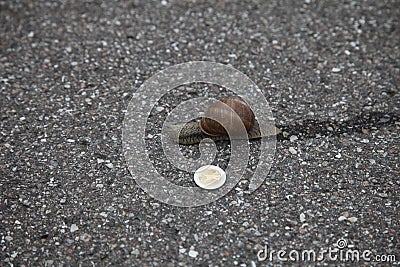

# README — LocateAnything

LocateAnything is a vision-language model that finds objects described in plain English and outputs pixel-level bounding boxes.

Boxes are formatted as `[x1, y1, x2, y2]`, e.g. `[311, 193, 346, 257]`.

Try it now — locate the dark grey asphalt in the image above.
[1, 0, 399, 266]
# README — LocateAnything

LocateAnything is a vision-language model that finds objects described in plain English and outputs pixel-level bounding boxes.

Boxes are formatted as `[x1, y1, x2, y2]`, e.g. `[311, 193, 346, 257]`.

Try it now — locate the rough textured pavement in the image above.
[1, 0, 399, 266]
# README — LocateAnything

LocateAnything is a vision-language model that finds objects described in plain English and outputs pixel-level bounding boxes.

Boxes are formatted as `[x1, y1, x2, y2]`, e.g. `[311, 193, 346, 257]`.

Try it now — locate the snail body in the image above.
[165, 96, 280, 145]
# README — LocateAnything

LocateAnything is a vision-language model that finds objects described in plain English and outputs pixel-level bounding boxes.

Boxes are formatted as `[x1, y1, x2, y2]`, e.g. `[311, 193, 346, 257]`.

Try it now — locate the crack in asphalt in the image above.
[277, 111, 399, 141]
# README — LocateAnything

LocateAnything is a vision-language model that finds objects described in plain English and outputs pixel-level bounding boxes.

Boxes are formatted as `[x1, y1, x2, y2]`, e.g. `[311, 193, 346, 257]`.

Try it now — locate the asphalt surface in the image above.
[1, 0, 399, 266]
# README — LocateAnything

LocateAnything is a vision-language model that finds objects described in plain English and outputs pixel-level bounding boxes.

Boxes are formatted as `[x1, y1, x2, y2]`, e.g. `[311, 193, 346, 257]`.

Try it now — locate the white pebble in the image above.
[300, 213, 306, 222]
[332, 67, 341, 73]
[289, 147, 297, 154]
[70, 224, 79, 233]
[290, 135, 298, 142]
[188, 250, 198, 258]
[348, 217, 358, 223]
[105, 163, 114, 169]
[338, 216, 347, 222]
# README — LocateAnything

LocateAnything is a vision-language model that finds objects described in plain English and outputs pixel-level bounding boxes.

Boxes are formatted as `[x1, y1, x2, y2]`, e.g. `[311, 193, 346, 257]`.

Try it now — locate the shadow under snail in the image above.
[165, 96, 281, 145]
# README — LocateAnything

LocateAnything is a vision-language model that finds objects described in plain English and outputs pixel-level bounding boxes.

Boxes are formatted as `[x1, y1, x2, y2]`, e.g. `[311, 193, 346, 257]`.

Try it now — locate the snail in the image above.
[165, 96, 281, 145]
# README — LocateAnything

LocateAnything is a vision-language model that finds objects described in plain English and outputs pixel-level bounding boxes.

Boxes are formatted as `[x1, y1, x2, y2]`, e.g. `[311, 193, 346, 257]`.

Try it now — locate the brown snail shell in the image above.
[200, 96, 255, 136]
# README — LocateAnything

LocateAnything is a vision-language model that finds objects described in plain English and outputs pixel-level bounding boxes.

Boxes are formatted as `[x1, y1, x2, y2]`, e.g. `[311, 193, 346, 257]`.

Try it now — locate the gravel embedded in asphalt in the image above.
[1, 0, 399, 266]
